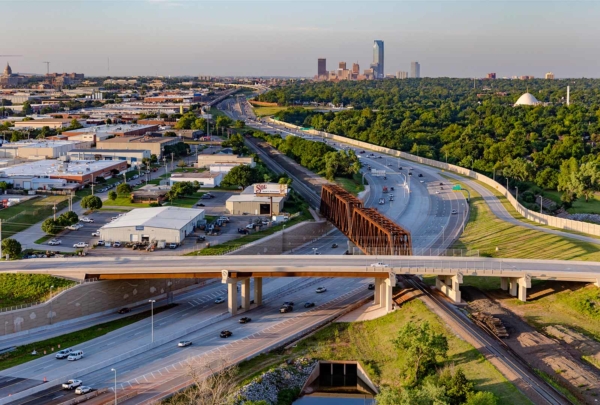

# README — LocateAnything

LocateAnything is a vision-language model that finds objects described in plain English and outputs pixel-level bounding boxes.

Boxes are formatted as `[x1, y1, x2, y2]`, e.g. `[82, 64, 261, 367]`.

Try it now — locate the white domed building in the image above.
[514, 92, 541, 106]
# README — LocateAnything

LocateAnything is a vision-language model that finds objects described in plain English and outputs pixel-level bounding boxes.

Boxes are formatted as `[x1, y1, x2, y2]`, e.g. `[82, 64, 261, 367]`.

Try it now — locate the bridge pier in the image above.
[436, 274, 463, 303]
[500, 277, 509, 291]
[226, 277, 263, 315]
[227, 279, 238, 316]
[241, 278, 251, 311]
[508, 276, 530, 302]
[254, 277, 263, 306]
[373, 276, 394, 312]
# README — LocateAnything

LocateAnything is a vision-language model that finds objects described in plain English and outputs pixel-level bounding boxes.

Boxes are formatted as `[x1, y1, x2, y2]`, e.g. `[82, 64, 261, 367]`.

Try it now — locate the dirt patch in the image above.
[463, 286, 600, 403]
[545, 325, 600, 369]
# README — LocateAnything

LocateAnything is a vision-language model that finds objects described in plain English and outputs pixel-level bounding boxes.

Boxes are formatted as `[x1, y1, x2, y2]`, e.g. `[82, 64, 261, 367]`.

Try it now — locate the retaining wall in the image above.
[268, 118, 600, 237]
[0, 278, 202, 337]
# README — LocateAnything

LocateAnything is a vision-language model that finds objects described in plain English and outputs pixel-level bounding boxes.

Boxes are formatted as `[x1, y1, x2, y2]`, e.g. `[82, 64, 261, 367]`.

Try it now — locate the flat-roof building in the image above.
[61, 124, 159, 143]
[67, 149, 150, 165]
[225, 184, 288, 215]
[0, 159, 127, 186]
[169, 172, 223, 188]
[96, 135, 182, 158]
[197, 154, 254, 168]
[13, 118, 74, 130]
[0, 140, 88, 159]
[99, 207, 205, 244]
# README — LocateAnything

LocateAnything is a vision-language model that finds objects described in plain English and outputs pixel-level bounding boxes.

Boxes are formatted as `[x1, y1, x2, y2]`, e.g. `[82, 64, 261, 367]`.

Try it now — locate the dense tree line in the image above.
[252, 131, 360, 181]
[260, 79, 600, 208]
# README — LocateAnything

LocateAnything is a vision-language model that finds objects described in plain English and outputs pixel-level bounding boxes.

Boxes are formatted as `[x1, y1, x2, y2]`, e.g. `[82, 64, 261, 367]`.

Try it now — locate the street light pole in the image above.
[49, 285, 54, 325]
[111, 368, 117, 405]
[281, 224, 286, 251]
[149, 299, 155, 342]
[515, 186, 519, 202]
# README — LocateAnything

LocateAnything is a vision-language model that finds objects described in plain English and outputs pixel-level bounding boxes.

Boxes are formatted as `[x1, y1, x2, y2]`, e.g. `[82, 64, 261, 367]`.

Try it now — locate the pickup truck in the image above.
[62, 379, 83, 390]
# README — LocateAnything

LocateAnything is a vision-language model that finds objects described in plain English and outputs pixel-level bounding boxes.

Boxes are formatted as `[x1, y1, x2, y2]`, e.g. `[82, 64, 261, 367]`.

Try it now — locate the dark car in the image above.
[418, 173, 423, 177]
[220, 330, 233, 338]
[239, 317, 252, 324]
[280, 305, 293, 313]
[304, 302, 315, 308]
[196, 236, 206, 242]
[238, 228, 249, 234]
[196, 203, 205, 207]
[283, 301, 294, 306]
[439, 182, 444, 186]
[331, 243, 338, 248]
[118, 308, 130, 314]
[398, 166, 403, 170]
[368, 283, 375, 290]
[390, 187, 394, 191]
[383, 176, 387, 180]
[408, 172, 413, 176]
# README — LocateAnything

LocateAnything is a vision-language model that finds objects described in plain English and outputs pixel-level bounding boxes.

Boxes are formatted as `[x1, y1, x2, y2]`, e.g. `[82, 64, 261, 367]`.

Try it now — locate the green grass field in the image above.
[544, 190, 600, 214]
[0, 274, 75, 309]
[236, 299, 530, 404]
[0, 304, 176, 371]
[335, 173, 365, 196]
[0, 196, 68, 238]
[252, 106, 289, 117]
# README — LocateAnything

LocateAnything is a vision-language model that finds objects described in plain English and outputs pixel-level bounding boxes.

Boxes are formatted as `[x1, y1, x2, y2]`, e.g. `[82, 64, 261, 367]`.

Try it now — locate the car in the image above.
[73, 242, 89, 248]
[214, 297, 225, 304]
[96, 240, 105, 246]
[67, 224, 83, 231]
[168, 243, 178, 249]
[239, 317, 252, 324]
[435, 191, 440, 194]
[201, 194, 211, 200]
[75, 386, 92, 395]
[91, 231, 100, 237]
[238, 228, 249, 234]
[55, 348, 73, 359]
[418, 173, 423, 177]
[178, 340, 192, 347]
[389, 193, 394, 197]
[398, 166, 403, 170]
[316, 287, 327, 293]
[390, 187, 395, 191]
[67, 350, 84, 361]
[196, 236, 206, 242]
[113, 241, 122, 248]
[368, 283, 375, 290]
[219, 216, 230, 223]
[439, 182, 444, 186]
[304, 302, 315, 308]
[62, 379, 83, 390]
[80, 217, 94, 223]
[383, 176, 387, 180]
[245, 224, 255, 229]
[379, 198, 385, 205]
[280, 305, 293, 313]
[408, 172, 412, 176]
[451, 209, 458, 215]
[389, 197, 394, 201]
[220, 330, 232, 338]
[196, 203, 205, 207]
[331, 243, 338, 248]
[110, 217, 119, 221]
[48, 239, 62, 246]
[117, 308, 130, 314]
[370, 262, 389, 267]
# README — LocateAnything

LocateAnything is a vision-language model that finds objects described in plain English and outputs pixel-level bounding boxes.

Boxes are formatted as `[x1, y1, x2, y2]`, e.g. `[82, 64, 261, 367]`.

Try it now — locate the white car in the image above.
[75, 386, 92, 395]
[91, 231, 100, 237]
[178, 340, 192, 347]
[67, 224, 83, 231]
[48, 239, 62, 246]
[73, 242, 89, 248]
[316, 287, 327, 293]
[80, 217, 94, 223]
[370, 262, 389, 267]
[214, 297, 225, 304]
[55, 348, 73, 359]
[451, 209, 458, 215]
[62, 379, 82, 389]
[245, 224, 254, 229]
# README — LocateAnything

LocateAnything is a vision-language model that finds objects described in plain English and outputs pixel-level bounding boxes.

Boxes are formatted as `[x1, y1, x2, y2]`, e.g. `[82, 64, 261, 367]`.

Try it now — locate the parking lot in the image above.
[195, 190, 235, 216]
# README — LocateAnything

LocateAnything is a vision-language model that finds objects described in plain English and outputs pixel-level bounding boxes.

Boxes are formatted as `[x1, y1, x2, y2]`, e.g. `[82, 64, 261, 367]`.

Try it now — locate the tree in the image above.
[393, 322, 449, 384]
[68, 119, 83, 130]
[177, 160, 187, 168]
[164, 131, 177, 137]
[234, 119, 246, 128]
[81, 195, 103, 211]
[105, 118, 112, 125]
[58, 211, 79, 226]
[150, 154, 158, 164]
[116, 183, 132, 194]
[438, 367, 473, 405]
[0, 181, 8, 191]
[22, 101, 33, 115]
[2, 238, 22, 259]
[176, 355, 238, 405]
[464, 391, 498, 405]
[108, 190, 117, 201]
[41, 218, 61, 235]
[221, 165, 255, 188]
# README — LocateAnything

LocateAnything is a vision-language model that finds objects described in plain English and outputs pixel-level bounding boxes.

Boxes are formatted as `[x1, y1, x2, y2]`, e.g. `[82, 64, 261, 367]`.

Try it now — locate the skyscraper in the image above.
[545, 72, 555, 79]
[339, 62, 347, 70]
[411, 61, 420, 78]
[318, 58, 327, 78]
[373, 40, 384, 78]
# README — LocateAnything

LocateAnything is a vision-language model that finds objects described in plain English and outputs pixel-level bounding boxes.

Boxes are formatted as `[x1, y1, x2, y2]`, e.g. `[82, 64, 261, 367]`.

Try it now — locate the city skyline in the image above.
[2, 1, 600, 78]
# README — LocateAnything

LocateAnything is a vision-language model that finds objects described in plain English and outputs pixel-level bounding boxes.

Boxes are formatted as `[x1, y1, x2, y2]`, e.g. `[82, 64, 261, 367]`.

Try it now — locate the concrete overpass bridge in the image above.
[3, 256, 599, 315]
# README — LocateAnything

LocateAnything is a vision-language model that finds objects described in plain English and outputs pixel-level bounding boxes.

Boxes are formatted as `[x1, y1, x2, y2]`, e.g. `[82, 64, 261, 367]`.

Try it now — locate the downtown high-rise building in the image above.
[318, 58, 327, 78]
[373, 40, 384, 78]
[396, 71, 408, 79]
[411, 61, 420, 78]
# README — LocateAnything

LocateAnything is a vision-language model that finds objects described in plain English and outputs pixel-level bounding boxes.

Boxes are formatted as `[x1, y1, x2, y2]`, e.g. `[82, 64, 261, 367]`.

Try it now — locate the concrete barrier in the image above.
[57, 387, 108, 405]
[267, 118, 600, 237]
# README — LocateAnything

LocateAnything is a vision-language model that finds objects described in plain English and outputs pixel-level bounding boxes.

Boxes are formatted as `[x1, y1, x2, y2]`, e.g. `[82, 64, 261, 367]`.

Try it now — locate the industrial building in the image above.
[169, 172, 223, 188]
[67, 149, 150, 165]
[225, 183, 288, 215]
[61, 124, 159, 143]
[0, 159, 128, 187]
[96, 135, 181, 158]
[99, 207, 205, 244]
[0, 140, 89, 159]
[13, 118, 75, 130]
[197, 154, 254, 168]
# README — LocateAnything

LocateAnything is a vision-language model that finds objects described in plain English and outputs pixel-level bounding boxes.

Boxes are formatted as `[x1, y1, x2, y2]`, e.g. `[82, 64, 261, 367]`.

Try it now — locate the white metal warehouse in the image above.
[99, 207, 205, 244]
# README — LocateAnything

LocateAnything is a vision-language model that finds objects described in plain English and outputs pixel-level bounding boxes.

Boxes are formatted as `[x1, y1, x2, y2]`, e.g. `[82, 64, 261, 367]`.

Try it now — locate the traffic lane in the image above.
[294, 230, 348, 255]
[5, 278, 301, 379]
[77, 277, 369, 389]
[7, 383, 76, 405]
[119, 285, 375, 405]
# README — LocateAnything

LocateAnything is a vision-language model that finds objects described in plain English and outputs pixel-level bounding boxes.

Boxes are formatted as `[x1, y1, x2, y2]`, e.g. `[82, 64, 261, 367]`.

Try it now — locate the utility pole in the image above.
[171, 153, 174, 172]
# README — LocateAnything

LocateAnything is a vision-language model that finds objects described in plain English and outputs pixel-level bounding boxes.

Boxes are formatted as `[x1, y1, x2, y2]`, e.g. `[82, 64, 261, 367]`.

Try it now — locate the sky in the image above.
[2, 0, 600, 78]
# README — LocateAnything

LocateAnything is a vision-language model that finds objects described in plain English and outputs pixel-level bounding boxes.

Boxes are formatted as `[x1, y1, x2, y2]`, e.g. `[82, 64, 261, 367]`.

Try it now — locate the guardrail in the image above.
[265, 118, 600, 237]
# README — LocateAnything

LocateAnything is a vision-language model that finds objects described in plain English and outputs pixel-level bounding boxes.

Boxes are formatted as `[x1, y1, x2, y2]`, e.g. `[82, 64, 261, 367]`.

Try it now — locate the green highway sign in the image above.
[452, 185, 462, 191]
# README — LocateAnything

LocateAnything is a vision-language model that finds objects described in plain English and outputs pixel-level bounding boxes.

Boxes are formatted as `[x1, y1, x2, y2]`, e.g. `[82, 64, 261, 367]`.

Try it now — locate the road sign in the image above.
[452, 185, 462, 191]
[371, 169, 386, 177]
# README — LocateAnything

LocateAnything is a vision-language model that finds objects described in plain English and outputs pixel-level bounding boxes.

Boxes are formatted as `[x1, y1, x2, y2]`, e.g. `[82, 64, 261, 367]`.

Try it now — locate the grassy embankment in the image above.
[253, 106, 289, 117]
[0, 304, 176, 371]
[335, 173, 365, 196]
[544, 190, 600, 215]
[235, 299, 530, 405]
[439, 178, 600, 340]
[0, 274, 75, 309]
